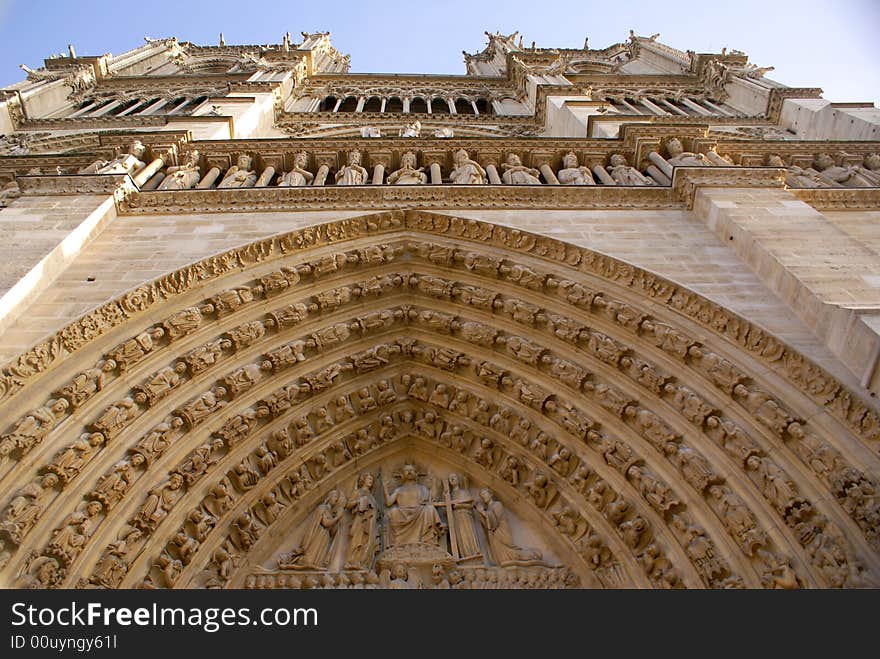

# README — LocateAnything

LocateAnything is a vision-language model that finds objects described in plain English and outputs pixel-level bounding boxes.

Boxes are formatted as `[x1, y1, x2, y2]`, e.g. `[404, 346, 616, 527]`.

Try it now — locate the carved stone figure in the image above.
[218, 154, 258, 188]
[383, 464, 444, 546]
[278, 490, 345, 570]
[608, 153, 654, 185]
[158, 150, 201, 190]
[345, 473, 379, 569]
[449, 149, 487, 184]
[2, 399, 69, 452]
[812, 153, 875, 187]
[478, 488, 542, 566]
[664, 138, 709, 167]
[557, 152, 595, 185]
[501, 153, 541, 185]
[277, 151, 314, 186]
[80, 140, 147, 175]
[335, 150, 368, 185]
[134, 363, 187, 406]
[134, 473, 184, 531]
[399, 120, 421, 137]
[90, 397, 138, 438]
[447, 473, 481, 559]
[54, 359, 116, 409]
[387, 151, 427, 185]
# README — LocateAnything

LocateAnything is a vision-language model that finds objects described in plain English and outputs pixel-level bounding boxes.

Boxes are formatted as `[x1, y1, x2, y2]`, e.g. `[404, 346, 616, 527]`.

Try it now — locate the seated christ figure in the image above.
[383, 464, 444, 546]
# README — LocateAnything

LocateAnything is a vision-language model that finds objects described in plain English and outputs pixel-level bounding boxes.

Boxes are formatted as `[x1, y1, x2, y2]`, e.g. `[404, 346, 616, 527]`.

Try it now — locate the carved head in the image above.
[347, 150, 362, 165]
[665, 138, 684, 157]
[169, 473, 184, 489]
[86, 500, 103, 516]
[813, 153, 835, 170]
[129, 140, 147, 158]
[401, 463, 418, 482]
[453, 148, 470, 164]
[325, 489, 340, 506]
[391, 563, 408, 580]
[505, 153, 523, 166]
[358, 472, 374, 489]
[766, 154, 785, 167]
[186, 150, 200, 167]
[295, 151, 309, 168]
[236, 154, 253, 170]
[479, 487, 494, 504]
[400, 151, 417, 168]
[864, 153, 880, 170]
[609, 153, 628, 167]
[448, 472, 461, 488]
[563, 151, 579, 168]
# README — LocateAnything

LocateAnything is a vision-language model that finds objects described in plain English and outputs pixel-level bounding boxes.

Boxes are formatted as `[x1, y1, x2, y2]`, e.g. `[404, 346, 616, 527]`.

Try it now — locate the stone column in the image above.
[380, 98, 387, 113]
[430, 162, 443, 184]
[355, 97, 366, 113]
[705, 150, 733, 166]
[332, 98, 342, 113]
[312, 153, 337, 186]
[371, 152, 390, 185]
[539, 164, 558, 184]
[471, 100, 480, 115]
[423, 151, 445, 184]
[140, 172, 165, 190]
[447, 98, 456, 114]
[256, 166, 275, 187]
[196, 167, 220, 190]
[313, 164, 330, 185]
[648, 151, 674, 179]
[133, 157, 166, 187]
[403, 97, 410, 113]
[486, 164, 502, 184]
[645, 164, 671, 186]
[197, 167, 221, 188]
[592, 165, 615, 185]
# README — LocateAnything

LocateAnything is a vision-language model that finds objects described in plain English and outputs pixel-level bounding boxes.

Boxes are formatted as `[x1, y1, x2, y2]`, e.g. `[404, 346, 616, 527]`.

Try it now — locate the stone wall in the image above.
[0, 201, 861, 393]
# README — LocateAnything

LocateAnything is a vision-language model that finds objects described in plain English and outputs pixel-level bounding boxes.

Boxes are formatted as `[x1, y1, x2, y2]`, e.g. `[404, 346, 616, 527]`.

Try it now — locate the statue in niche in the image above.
[80, 140, 147, 175]
[277, 151, 314, 187]
[218, 154, 258, 188]
[278, 489, 345, 570]
[387, 151, 427, 185]
[447, 473, 482, 560]
[501, 153, 542, 185]
[812, 153, 875, 187]
[344, 473, 379, 569]
[335, 150, 368, 185]
[766, 155, 834, 188]
[3, 399, 69, 453]
[607, 153, 655, 185]
[663, 138, 709, 167]
[477, 488, 543, 566]
[158, 150, 201, 190]
[556, 151, 595, 185]
[383, 463, 444, 547]
[856, 153, 880, 185]
[448, 148, 487, 184]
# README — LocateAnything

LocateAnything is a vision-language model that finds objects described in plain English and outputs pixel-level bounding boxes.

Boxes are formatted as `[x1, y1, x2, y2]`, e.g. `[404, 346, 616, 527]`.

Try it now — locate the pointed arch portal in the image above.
[0, 210, 877, 589]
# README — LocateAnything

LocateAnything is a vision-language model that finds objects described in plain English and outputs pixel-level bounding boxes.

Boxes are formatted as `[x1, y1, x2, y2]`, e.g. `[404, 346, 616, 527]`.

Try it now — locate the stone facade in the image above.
[0, 30, 877, 589]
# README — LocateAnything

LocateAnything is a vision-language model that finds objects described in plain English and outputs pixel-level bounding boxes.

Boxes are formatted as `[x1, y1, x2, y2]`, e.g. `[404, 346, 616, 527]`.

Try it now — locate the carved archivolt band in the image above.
[0, 214, 877, 588]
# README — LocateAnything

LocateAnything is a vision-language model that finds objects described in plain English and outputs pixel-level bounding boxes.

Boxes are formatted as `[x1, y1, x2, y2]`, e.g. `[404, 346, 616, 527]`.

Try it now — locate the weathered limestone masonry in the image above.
[0, 30, 878, 590]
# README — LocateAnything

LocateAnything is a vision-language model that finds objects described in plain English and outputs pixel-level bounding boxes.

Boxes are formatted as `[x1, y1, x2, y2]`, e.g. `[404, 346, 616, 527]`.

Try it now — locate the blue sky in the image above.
[0, 0, 877, 103]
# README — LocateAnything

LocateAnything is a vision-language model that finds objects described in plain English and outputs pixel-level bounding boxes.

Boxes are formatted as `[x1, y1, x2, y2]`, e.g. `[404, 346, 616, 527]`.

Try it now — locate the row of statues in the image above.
[68, 139, 880, 191]
[280, 464, 543, 572]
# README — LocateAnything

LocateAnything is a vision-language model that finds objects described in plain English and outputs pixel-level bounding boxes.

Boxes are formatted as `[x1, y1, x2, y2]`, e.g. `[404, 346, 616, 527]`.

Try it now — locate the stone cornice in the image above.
[790, 187, 880, 210]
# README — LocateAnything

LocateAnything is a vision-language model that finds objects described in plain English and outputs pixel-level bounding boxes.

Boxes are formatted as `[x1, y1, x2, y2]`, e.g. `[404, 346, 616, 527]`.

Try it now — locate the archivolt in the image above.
[1, 212, 877, 589]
